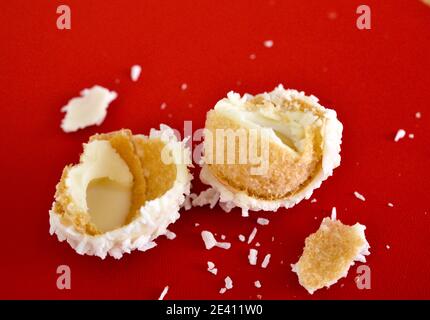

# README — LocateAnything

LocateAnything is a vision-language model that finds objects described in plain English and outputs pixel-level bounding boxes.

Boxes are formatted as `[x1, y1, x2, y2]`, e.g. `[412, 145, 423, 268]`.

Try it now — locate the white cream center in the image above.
[86, 178, 132, 232]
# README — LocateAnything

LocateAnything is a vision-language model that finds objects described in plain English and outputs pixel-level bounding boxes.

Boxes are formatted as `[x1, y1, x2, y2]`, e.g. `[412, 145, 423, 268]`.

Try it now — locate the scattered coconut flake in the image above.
[255, 242, 261, 247]
[386, 244, 391, 250]
[225, 276, 233, 290]
[192, 188, 220, 209]
[248, 248, 258, 265]
[165, 230, 176, 240]
[201, 230, 231, 250]
[394, 129, 406, 142]
[248, 227, 258, 244]
[158, 286, 169, 300]
[263, 40, 274, 48]
[256, 294, 262, 300]
[60, 85, 117, 133]
[331, 207, 337, 220]
[219, 287, 227, 294]
[216, 242, 232, 250]
[254, 280, 262, 288]
[160, 102, 167, 110]
[261, 254, 271, 269]
[201, 231, 217, 249]
[310, 198, 317, 203]
[271, 236, 275, 242]
[257, 218, 270, 226]
[415, 112, 422, 119]
[194, 223, 200, 227]
[408, 133, 415, 139]
[387, 202, 394, 208]
[181, 83, 188, 90]
[221, 234, 226, 240]
[354, 191, 366, 201]
[238, 234, 246, 242]
[130, 64, 142, 82]
[207, 261, 218, 275]
[249, 53, 256, 60]
[184, 193, 197, 210]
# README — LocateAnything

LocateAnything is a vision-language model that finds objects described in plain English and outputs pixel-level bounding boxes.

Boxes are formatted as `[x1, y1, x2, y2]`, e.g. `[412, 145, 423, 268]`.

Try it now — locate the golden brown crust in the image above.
[132, 137, 177, 202]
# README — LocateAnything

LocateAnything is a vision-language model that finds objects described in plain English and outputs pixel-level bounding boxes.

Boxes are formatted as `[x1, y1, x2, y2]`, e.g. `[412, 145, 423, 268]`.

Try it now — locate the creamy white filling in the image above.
[66, 140, 133, 213]
[86, 178, 132, 233]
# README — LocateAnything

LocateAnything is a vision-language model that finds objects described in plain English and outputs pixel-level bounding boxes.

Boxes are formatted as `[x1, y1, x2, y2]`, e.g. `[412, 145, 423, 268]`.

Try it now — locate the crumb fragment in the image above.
[61, 85, 117, 133]
[354, 191, 366, 201]
[158, 286, 169, 300]
[394, 129, 406, 142]
[291, 216, 370, 294]
[257, 218, 270, 226]
[130, 65, 142, 82]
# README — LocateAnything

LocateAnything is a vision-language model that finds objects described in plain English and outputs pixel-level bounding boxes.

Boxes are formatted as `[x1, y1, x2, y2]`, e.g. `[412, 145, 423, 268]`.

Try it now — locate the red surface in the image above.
[1, 0, 429, 300]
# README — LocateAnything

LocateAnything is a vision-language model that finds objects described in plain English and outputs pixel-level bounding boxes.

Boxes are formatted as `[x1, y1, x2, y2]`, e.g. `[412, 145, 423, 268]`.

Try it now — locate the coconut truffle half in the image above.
[291, 216, 370, 294]
[49, 125, 192, 259]
[200, 85, 343, 216]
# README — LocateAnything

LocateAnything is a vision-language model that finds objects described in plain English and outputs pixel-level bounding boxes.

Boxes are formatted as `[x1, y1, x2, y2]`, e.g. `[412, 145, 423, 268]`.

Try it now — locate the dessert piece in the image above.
[200, 85, 343, 216]
[291, 216, 370, 294]
[49, 125, 192, 259]
[61, 85, 117, 132]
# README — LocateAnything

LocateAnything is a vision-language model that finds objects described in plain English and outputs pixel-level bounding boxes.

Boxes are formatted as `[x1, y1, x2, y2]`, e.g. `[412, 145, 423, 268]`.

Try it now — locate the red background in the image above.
[1, 0, 429, 300]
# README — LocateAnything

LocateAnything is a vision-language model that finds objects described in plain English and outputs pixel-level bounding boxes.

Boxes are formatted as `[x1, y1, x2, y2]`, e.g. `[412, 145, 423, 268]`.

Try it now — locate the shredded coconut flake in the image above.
[165, 230, 176, 240]
[388, 202, 394, 207]
[158, 286, 169, 300]
[263, 40, 274, 48]
[160, 102, 167, 110]
[261, 254, 271, 268]
[60, 85, 117, 133]
[221, 234, 226, 240]
[248, 248, 258, 265]
[181, 83, 188, 90]
[255, 242, 261, 247]
[192, 188, 220, 209]
[415, 112, 422, 119]
[408, 133, 415, 139]
[310, 198, 317, 203]
[354, 191, 366, 201]
[130, 64, 142, 82]
[219, 287, 227, 294]
[257, 218, 270, 226]
[386, 244, 391, 250]
[254, 280, 262, 288]
[249, 53, 256, 60]
[225, 276, 233, 290]
[207, 261, 218, 275]
[394, 129, 406, 142]
[238, 234, 246, 242]
[248, 227, 258, 244]
[331, 207, 337, 220]
[201, 231, 217, 249]
[184, 193, 197, 210]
